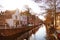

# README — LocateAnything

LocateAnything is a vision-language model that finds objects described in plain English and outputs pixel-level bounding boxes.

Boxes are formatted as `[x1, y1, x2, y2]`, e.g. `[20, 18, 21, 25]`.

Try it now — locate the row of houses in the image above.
[0, 9, 42, 29]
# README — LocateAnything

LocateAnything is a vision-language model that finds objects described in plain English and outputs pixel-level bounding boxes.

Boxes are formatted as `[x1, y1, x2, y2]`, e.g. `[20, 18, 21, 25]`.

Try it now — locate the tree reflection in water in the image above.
[29, 24, 46, 40]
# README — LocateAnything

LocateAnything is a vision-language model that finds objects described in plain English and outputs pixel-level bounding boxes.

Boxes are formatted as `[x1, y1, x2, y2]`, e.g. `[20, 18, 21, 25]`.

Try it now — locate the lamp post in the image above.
[53, 0, 56, 30]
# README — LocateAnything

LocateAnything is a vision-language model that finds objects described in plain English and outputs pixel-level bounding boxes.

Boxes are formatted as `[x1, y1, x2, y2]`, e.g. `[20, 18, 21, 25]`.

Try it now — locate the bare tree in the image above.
[33, 0, 60, 28]
[44, 0, 60, 29]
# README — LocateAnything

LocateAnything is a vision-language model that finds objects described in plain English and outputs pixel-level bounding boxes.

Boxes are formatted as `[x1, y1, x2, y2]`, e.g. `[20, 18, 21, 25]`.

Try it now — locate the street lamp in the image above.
[54, 0, 56, 27]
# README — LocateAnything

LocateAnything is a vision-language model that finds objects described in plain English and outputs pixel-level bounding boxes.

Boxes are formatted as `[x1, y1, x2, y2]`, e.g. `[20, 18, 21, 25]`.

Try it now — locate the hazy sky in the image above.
[0, 0, 45, 13]
[0, 0, 46, 21]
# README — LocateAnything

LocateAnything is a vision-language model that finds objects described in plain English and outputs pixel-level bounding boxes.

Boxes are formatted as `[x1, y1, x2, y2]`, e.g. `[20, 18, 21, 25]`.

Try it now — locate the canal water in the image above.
[16, 24, 47, 40]
[29, 24, 46, 40]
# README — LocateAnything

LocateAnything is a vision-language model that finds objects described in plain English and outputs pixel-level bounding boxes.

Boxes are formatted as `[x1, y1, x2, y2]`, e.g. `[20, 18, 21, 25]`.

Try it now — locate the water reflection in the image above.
[16, 24, 46, 40]
[29, 24, 46, 40]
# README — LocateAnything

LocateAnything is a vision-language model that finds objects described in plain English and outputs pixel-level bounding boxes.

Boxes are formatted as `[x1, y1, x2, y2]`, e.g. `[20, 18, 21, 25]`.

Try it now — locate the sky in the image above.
[0, 0, 46, 21]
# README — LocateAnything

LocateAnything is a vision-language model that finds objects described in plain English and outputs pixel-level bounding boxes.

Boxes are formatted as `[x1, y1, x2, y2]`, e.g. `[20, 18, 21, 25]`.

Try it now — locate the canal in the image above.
[16, 24, 47, 40]
[28, 24, 46, 40]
